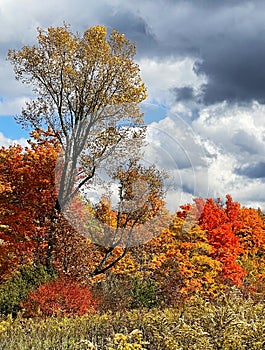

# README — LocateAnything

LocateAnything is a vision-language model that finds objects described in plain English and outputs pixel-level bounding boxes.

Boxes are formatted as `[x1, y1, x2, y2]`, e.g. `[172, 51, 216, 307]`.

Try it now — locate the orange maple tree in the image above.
[142, 210, 221, 303]
[0, 131, 110, 282]
[236, 206, 265, 295]
[0, 131, 60, 280]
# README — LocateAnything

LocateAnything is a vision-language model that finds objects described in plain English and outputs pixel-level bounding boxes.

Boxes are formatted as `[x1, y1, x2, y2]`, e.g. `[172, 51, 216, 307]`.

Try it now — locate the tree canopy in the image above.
[8, 24, 147, 211]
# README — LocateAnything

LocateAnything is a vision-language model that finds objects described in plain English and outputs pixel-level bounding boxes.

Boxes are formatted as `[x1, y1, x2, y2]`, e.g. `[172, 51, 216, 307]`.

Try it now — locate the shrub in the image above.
[21, 277, 97, 317]
[92, 274, 161, 312]
[92, 274, 132, 312]
[107, 329, 149, 350]
[130, 276, 161, 309]
[0, 264, 53, 316]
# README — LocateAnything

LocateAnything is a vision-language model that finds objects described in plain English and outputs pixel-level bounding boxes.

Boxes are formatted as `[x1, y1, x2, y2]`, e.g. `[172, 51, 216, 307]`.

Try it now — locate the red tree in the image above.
[196, 195, 246, 286]
[0, 131, 60, 279]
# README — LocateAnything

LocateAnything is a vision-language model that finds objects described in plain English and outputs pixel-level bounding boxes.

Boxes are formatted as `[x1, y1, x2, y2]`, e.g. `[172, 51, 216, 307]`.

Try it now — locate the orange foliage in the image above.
[236, 207, 265, 295]
[144, 213, 222, 303]
[0, 134, 60, 279]
[2, 135, 265, 306]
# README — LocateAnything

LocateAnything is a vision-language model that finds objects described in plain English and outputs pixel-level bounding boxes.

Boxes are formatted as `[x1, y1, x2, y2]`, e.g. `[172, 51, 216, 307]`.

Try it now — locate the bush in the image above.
[92, 274, 132, 312]
[21, 277, 97, 317]
[130, 276, 161, 309]
[0, 264, 53, 316]
[92, 274, 161, 312]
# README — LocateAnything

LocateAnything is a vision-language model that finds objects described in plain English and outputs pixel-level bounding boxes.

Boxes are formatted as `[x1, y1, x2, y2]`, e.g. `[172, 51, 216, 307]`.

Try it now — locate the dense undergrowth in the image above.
[1, 290, 265, 349]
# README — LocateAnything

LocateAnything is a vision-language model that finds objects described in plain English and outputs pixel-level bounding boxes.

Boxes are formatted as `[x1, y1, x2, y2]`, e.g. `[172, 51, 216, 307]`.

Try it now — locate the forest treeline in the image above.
[1, 135, 265, 317]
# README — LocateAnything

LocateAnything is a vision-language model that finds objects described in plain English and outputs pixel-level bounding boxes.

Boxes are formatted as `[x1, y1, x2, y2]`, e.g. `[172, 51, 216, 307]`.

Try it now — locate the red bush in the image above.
[21, 277, 97, 317]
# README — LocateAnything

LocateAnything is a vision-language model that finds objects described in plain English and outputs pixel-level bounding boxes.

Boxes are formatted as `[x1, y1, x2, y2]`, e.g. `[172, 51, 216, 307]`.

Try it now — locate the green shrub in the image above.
[0, 264, 54, 316]
[130, 276, 161, 309]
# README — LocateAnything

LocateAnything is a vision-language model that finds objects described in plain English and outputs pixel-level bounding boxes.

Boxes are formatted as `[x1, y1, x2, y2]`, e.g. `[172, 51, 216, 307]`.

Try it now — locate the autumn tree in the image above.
[236, 207, 265, 296]
[196, 195, 246, 287]
[8, 24, 150, 270]
[8, 24, 146, 209]
[0, 136, 98, 282]
[142, 211, 221, 304]
[87, 160, 167, 276]
[0, 131, 60, 280]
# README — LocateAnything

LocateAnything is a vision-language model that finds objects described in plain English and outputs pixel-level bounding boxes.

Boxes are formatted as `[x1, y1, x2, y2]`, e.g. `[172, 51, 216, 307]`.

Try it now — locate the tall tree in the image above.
[8, 25, 148, 270]
[8, 24, 147, 212]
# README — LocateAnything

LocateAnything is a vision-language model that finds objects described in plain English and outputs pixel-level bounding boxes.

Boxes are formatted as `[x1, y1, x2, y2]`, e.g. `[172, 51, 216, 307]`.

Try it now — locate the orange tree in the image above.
[196, 195, 265, 294]
[0, 131, 96, 281]
[141, 209, 221, 304]
[236, 206, 265, 296]
[0, 131, 59, 280]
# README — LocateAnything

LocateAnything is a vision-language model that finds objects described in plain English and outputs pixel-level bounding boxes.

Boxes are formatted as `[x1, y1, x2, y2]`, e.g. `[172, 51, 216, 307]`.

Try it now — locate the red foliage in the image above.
[196, 195, 246, 286]
[0, 135, 60, 279]
[21, 277, 97, 317]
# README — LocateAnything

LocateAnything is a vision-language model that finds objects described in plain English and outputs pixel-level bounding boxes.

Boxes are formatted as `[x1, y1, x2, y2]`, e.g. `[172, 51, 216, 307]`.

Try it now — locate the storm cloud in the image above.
[101, 1, 265, 105]
[103, 9, 158, 55]
[3, 0, 265, 105]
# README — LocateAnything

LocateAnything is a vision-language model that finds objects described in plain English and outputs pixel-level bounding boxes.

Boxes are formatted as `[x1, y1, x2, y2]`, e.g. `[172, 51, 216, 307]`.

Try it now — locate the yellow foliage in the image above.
[107, 329, 148, 350]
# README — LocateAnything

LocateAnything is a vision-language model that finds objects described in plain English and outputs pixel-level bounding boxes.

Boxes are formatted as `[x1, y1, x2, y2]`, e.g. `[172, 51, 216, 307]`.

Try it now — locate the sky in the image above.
[1, 0, 265, 212]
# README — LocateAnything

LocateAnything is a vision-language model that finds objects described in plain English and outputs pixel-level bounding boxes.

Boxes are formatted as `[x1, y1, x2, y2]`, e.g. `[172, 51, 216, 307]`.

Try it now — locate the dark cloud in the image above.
[195, 38, 265, 104]
[105, 1, 265, 105]
[173, 87, 195, 102]
[178, 2, 265, 105]
[103, 10, 158, 56]
[3, 1, 265, 105]
[236, 162, 265, 178]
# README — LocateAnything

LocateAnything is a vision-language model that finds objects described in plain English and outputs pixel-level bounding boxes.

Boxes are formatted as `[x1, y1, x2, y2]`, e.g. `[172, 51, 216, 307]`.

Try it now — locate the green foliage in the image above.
[130, 276, 161, 309]
[0, 264, 54, 316]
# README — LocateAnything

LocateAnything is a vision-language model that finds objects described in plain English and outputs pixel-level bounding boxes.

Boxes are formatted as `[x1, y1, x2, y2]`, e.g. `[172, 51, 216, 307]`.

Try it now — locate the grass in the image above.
[1, 290, 265, 349]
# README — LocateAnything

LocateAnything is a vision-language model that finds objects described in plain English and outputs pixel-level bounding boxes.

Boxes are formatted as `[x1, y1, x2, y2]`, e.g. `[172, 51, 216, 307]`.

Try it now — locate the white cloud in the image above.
[0, 60, 32, 99]
[191, 102, 265, 210]
[0, 0, 104, 48]
[192, 102, 265, 166]
[140, 100, 265, 212]
[0, 97, 31, 116]
[139, 57, 206, 105]
[0, 131, 28, 148]
[143, 116, 209, 212]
